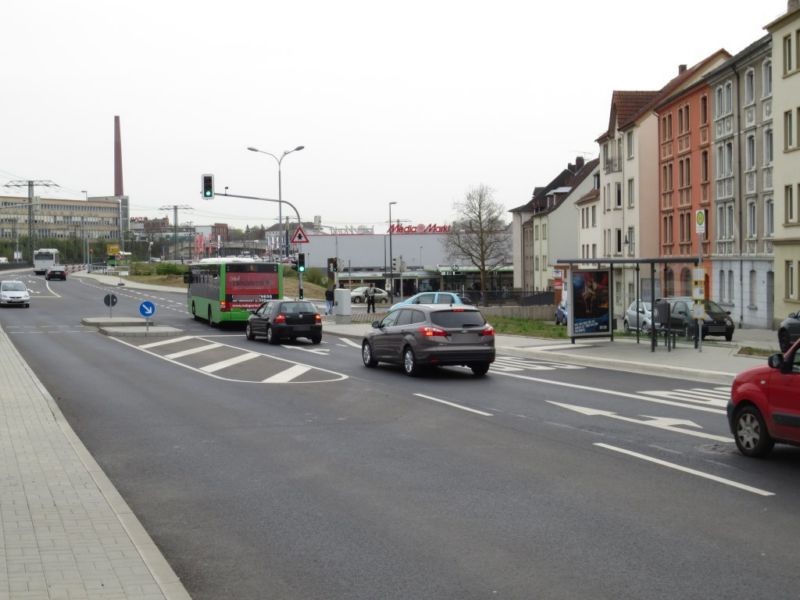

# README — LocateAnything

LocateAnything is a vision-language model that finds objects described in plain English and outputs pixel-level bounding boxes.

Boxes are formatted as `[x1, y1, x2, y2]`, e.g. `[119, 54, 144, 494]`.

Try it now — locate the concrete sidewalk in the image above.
[0, 322, 191, 599]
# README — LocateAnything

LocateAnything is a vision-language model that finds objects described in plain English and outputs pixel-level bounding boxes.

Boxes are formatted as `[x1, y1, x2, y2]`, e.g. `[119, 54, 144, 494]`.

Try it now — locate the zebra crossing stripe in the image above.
[262, 364, 312, 383]
[165, 343, 221, 359]
[201, 352, 260, 373]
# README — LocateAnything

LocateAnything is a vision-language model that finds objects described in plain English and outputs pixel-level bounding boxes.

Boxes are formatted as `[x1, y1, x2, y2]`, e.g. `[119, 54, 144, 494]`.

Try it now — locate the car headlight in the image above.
[725, 317, 733, 326]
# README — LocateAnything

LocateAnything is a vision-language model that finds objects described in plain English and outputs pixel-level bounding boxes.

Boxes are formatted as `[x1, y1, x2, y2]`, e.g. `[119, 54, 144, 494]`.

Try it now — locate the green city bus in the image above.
[185, 258, 284, 325]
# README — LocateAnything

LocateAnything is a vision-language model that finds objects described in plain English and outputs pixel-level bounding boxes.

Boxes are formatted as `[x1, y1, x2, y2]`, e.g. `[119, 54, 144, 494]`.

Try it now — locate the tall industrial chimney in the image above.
[114, 116, 124, 197]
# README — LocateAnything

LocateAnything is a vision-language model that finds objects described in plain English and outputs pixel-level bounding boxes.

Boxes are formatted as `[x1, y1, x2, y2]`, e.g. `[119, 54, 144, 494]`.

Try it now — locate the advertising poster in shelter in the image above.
[570, 269, 610, 336]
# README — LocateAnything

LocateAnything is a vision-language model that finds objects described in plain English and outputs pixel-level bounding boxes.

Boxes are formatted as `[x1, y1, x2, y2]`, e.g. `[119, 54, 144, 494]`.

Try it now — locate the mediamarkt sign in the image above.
[388, 223, 451, 234]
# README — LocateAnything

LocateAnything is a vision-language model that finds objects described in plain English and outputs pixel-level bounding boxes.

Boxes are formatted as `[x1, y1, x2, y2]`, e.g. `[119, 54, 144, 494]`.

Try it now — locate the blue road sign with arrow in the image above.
[139, 300, 156, 318]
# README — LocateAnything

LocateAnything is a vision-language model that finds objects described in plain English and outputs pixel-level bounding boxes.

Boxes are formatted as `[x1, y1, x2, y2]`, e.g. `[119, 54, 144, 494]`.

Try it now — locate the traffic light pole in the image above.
[213, 191, 305, 299]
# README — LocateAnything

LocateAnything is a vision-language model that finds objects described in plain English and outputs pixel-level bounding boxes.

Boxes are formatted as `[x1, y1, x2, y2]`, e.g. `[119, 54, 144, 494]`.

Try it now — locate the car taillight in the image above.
[480, 325, 495, 337]
[274, 314, 286, 324]
[220, 301, 232, 312]
[419, 326, 448, 337]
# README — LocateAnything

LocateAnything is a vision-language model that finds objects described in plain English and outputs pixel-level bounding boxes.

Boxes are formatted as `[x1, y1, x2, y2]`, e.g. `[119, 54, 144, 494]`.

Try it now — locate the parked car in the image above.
[361, 304, 495, 377]
[45, 265, 68, 280]
[777, 312, 800, 352]
[0, 280, 30, 307]
[350, 286, 390, 304]
[389, 291, 471, 311]
[555, 299, 568, 325]
[727, 337, 800, 457]
[245, 300, 322, 344]
[623, 300, 652, 333]
[659, 296, 735, 341]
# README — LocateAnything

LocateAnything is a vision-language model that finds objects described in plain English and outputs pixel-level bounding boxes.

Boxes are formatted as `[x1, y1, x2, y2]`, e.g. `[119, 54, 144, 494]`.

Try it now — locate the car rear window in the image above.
[431, 310, 486, 328]
[280, 302, 316, 313]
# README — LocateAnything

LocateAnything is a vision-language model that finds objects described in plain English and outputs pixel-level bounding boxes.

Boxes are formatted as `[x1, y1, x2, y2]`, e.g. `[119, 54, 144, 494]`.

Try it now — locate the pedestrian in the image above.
[325, 285, 334, 315]
[365, 282, 376, 313]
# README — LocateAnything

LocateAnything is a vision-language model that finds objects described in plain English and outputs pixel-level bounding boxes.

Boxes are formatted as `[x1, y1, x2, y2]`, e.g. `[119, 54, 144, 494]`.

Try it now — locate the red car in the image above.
[728, 338, 800, 457]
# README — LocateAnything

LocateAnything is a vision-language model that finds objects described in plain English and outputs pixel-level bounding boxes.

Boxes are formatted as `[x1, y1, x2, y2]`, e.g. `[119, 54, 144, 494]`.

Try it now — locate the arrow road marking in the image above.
[595, 443, 775, 497]
[548, 401, 731, 442]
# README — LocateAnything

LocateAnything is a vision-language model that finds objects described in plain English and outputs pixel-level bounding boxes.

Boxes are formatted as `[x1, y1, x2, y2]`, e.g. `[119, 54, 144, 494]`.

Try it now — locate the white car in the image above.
[0, 280, 31, 307]
[351, 286, 390, 304]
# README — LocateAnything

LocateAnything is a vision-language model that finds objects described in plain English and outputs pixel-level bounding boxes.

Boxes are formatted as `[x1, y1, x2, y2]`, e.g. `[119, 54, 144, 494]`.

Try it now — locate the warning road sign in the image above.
[291, 225, 309, 244]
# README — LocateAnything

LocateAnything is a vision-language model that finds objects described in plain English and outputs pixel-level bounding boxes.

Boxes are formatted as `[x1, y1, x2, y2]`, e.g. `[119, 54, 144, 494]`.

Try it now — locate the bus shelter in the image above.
[554, 257, 700, 352]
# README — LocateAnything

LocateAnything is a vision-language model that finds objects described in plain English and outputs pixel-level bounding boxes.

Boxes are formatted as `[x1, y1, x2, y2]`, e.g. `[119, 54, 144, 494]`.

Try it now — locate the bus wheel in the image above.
[208, 307, 216, 327]
[191, 302, 200, 321]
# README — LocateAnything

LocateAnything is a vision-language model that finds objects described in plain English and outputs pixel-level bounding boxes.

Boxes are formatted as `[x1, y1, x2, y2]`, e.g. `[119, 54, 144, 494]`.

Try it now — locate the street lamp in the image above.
[247, 145, 304, 258]
[388, 201, 397, 298]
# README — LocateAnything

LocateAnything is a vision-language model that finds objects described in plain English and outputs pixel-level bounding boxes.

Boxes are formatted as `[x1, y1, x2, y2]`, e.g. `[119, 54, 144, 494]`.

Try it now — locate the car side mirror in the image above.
[372, 320, 381, 328]
[768, 353, 784, 369]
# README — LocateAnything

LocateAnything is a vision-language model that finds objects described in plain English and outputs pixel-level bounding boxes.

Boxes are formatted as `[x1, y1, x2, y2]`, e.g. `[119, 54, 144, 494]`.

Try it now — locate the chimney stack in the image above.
[678, 64, 687, 74]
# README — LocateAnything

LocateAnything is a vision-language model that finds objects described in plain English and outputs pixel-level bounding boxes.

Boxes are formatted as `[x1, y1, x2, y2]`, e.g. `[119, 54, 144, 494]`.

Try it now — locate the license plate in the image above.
[708, 325, 725, 333]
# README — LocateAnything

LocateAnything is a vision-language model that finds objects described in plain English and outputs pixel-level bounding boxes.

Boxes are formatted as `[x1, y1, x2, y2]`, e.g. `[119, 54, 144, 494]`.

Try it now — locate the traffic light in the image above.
[392, 257, 397, 271]
[297, 253, 305, 272]
[201, 174, 214, 199]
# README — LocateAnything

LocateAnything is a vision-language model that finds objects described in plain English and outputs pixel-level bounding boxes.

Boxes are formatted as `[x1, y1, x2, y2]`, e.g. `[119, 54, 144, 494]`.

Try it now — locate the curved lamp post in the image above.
[247, 145, 304, 257]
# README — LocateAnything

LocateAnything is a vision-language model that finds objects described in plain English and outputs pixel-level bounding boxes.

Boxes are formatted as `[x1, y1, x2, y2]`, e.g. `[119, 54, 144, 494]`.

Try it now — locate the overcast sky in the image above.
[0, 0, 787, 232]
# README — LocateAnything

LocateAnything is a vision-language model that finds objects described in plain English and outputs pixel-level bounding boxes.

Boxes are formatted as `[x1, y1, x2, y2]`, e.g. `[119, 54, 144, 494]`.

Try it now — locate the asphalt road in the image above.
[2, 274, 800, 599]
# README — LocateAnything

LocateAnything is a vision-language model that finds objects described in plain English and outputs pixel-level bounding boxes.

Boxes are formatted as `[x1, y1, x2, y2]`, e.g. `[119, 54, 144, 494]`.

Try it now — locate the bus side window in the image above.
[183, 272, 193, 284]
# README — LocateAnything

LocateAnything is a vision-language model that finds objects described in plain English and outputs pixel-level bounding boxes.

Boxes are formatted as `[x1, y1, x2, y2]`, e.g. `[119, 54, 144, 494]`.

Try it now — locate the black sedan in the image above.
[245, 300, 322, 344]
[45, 265, 67, 280]
[778, 312, 800, 352]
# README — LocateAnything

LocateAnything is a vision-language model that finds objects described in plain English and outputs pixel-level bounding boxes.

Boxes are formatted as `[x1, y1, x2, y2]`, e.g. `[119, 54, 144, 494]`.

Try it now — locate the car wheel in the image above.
[311, 334, 322, 345]
[779, 329, 791, 352]
[734, 405, 774, 458]
[623, 319, 630, 334]
[725, 332, 733, 342]
[402, 346, 421, 377]
[362, 341, 378, 367]
[470, 362, 490, 377]
[245, 323, 255, 341]
[266, 326, 279, 345]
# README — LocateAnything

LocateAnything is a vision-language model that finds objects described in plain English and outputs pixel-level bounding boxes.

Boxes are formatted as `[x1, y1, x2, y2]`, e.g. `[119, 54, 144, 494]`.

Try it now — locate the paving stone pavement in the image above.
[0, 324, 191, 600]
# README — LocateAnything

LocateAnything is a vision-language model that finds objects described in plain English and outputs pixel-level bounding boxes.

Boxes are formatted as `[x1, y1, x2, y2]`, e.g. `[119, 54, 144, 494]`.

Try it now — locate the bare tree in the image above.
[445, 184, 509, 295]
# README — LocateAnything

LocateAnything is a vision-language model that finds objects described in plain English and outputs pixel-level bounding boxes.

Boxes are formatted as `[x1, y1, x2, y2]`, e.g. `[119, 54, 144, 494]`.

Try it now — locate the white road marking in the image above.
[165, 343, 221, 359]
[338, 337, 362, 349]
[492, 371, 725, 414]
[413, 393, 493, 417]
[639, 389, 728, 408]
[594, 443, 775, 497]
[262, 364, 312, 383]
[548, 401, 731, 442]
[281, 344, 329, 355]
[201, 352, 260, 373]
[140, 335, 195, 349]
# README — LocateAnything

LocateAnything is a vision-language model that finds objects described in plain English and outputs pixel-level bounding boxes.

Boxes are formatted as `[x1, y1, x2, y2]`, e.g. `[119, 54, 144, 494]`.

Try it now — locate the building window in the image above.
[749, 270, 757, 307]
[724, 82, 733, 114]
[748, 200, 757, 238]
[701, 150, 709, 182]
[764, 128, 773, 165]
[715, 86, 723, 118]
[626, 131, 634, 159]
[787, 185, 795, 223]
[593, 173, 600, 189]
[542, 223, 547, 240]
[719, 270, 725, 301]
[784, 34, 794, 74]
[766, 197, 774, 237]
[728, 269, 734, 303]
[745, 134, 756, 170]
[615, 228, 623, 254]
[787, 261, 795, 300]
[626, 226, 635, 255]
[591, 243, 597, 258]
[534, 256, 539, 271]
[534, 224, 539, 240]
[763, 60, 772, 97]
[615, 183, 622, 208]
[627, 179, 634, 208]
[701, 95, 708, 124]
[744, 69, 755, 105]
[542, 255, 547, 271]
[786, 110, 796, 150]
[591, 205, 596, 227]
